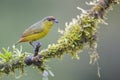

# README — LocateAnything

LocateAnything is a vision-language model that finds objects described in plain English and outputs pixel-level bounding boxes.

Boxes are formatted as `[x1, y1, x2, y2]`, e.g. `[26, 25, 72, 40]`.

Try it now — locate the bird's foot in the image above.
[35, 42, 41, 48]
[29, 42, 41, 48]
[29, 42, 35, 48]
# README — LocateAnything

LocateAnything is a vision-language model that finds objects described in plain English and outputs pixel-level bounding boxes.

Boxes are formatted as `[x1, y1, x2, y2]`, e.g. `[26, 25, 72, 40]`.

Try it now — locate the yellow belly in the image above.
[24, 29, 49, 42]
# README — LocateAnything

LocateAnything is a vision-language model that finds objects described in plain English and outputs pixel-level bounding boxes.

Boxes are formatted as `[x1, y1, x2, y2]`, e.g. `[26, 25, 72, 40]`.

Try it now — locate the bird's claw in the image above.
[35, 42, 41, 48]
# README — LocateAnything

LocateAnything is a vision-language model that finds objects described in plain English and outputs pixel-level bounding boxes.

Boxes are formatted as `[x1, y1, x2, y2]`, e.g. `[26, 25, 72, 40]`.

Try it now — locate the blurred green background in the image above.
[0, 0, 120, 80]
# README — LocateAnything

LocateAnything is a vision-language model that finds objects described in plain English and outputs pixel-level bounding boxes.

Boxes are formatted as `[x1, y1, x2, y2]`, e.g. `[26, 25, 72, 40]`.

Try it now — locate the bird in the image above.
[15, 16, 58, 47]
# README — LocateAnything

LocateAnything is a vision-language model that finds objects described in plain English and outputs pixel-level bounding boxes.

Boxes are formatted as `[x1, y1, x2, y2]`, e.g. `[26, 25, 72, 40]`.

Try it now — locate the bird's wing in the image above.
[22, 21, 44, 37]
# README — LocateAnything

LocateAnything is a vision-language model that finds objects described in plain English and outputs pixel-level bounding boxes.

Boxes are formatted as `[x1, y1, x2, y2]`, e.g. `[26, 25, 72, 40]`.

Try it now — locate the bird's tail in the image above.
[15, 38, 26, 46]
[14, 40, 21, 46]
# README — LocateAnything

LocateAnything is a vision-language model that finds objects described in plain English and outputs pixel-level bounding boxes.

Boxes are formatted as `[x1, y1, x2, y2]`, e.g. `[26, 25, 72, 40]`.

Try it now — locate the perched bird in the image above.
[16, 16, 58, 47]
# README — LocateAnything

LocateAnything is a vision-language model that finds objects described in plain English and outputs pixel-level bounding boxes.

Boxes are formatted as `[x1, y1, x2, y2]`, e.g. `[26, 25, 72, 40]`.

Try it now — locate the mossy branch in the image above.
[0, 0, 119, 79]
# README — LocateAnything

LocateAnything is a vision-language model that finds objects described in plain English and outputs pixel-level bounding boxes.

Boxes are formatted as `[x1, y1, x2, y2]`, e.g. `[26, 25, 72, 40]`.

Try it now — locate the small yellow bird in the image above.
[16, 16, 58, 46]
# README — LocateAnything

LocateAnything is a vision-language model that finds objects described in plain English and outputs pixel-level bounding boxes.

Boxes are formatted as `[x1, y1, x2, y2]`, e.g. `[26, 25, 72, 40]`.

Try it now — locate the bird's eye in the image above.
[47, 17, 55, 21]
[47, 18, 51, 21]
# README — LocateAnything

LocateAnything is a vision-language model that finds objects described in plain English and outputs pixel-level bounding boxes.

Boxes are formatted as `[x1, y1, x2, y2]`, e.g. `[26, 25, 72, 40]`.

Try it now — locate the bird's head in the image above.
[42, 16, 58, 27]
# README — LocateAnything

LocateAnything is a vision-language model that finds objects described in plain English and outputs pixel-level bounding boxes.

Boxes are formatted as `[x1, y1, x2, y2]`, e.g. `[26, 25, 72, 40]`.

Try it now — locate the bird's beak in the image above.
[54, 19, 59, 23]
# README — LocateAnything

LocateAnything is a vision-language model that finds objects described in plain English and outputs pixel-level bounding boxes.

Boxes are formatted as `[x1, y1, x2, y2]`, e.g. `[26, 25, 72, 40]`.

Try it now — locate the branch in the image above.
[0, 0, 119, 79]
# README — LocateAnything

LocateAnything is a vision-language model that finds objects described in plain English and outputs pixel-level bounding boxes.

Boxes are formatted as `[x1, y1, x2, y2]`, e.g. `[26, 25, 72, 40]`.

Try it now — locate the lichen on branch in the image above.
[40, 0, 120, 65]
[0, 0, 119, 79]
